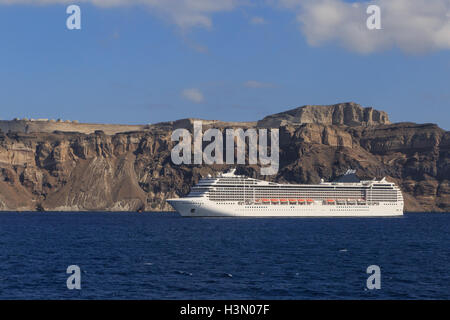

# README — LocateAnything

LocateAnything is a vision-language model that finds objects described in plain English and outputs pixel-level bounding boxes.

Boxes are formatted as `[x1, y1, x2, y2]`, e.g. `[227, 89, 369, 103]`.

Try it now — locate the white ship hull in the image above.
[167, 199, 403, 217]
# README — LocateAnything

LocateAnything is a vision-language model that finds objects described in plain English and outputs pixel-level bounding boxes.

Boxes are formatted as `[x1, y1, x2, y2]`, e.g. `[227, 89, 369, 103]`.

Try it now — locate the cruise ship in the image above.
[167, 169, 404, 217]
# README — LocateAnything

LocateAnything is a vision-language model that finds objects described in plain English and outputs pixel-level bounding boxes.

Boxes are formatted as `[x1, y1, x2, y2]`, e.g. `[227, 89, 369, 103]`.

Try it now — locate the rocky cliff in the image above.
[0, 103, 448, 212]
[257, 102, 390, 127]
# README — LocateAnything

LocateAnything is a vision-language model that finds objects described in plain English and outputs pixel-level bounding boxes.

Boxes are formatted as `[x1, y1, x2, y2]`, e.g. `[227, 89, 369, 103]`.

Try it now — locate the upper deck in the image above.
[186, 169, 402, 204]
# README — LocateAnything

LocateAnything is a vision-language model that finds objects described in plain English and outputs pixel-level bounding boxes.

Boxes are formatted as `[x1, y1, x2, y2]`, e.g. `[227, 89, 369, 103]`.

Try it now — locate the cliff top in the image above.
[257, 102, 390, 127]
[1, 102, 391, 135]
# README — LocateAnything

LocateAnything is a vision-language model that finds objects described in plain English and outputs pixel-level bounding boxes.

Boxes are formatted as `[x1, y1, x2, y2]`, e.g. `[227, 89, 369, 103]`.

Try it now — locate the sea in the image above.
[0, 212, 449, 300]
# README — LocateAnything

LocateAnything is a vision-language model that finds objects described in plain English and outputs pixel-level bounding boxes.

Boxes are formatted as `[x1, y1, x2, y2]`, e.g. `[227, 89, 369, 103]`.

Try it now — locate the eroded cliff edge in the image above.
[0, 102, 448, 212]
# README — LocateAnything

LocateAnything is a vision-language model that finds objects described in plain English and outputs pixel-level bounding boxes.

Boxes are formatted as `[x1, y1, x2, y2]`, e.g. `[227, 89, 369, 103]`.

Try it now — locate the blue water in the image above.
[0, 212, 449, 299]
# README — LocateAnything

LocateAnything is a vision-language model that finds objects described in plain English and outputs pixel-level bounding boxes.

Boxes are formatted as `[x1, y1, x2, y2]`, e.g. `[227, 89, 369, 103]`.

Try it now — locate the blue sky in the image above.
[0, 0, 449, 129]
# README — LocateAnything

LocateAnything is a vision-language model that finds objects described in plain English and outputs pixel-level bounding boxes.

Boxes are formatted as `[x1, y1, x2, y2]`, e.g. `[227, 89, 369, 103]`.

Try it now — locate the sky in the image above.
[0, 0, 449, 129]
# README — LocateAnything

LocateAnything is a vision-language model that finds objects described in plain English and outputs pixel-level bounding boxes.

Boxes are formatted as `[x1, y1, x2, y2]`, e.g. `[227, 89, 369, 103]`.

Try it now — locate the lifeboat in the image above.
[270, 199, 279, 203]
[307, 199, 314, 202]
[280, 199, 288, 202]
[288, 199, 297, 203]
[297, 199, 305, 202]
[262, 199, 270, 203]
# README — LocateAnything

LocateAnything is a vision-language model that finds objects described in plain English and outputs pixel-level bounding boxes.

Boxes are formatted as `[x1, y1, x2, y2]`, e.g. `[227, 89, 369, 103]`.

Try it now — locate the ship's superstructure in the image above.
[167, 169, 404, 217]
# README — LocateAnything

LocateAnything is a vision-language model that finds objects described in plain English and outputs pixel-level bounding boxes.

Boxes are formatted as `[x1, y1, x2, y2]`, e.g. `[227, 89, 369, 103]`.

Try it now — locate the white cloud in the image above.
[0, 0, 240, 29]
[182, 88, 204, 103]
[278, 0, 450, 54]
[244, 80, 275, 88]
[250, 16, 267, 25]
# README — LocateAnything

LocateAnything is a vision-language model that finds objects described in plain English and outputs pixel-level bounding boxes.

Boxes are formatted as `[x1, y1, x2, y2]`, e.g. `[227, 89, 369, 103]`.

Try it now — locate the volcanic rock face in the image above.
[257, 102, 390, 127]
[0, 104, 448, 212]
